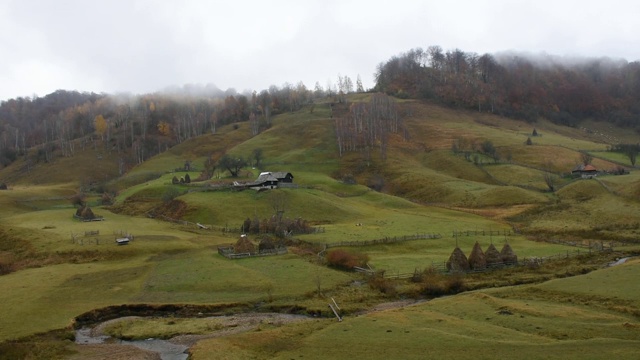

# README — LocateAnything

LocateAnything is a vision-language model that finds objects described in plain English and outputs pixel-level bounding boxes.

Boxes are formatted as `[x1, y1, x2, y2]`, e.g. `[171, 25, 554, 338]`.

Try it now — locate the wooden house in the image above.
[571, 164, 598, 178]
[233, 171, 294, 191]
[271, 172, 294, 183]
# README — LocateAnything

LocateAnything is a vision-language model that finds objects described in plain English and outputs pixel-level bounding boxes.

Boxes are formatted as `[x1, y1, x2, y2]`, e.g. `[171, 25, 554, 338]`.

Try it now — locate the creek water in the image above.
[608, 257, 630, 267]
[75, 327, 189, 360]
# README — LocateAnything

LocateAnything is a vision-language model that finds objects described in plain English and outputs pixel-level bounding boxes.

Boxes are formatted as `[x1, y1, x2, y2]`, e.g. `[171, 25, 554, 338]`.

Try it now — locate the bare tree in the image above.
[268, 190, 288, 221]
[543, 172, 556, 192]
[581, 152, 593, 166]
[252, 148, 264, 168]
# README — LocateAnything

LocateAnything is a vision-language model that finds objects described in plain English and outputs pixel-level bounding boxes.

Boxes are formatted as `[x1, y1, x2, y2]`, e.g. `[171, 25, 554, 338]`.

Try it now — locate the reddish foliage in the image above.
[326, 249, 369, 270]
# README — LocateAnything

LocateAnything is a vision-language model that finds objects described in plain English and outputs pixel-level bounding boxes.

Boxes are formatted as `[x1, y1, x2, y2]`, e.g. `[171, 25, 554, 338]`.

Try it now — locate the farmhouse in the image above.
[270, 172, 294, 183]
[234, 171, 294, 191]
[571, 164, 598, 178]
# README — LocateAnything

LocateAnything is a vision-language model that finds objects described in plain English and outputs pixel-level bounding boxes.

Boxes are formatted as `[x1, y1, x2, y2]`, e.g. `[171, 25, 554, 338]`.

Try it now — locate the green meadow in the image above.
[1, 98, 639, 359]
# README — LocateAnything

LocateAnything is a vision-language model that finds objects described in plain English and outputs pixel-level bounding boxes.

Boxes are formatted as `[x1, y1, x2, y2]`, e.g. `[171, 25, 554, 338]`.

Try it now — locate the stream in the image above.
[75, 326, 189, 360]
[608, 257, 632, 267]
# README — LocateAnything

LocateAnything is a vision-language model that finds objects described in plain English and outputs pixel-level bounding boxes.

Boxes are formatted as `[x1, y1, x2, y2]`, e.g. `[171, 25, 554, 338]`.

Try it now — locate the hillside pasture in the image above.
[190, 259, 640, 360]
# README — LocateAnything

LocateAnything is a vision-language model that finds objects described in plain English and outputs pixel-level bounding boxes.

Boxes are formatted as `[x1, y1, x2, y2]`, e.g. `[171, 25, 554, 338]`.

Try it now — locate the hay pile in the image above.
[468, 241, 486, 270]
[501, 243, 518, 264]
[234, 235, 255, 254]
[76, 206, 95, 220]
[258, 237, 275, 252]
[446, 247, 470, 272]
[485, 243, 503, 267]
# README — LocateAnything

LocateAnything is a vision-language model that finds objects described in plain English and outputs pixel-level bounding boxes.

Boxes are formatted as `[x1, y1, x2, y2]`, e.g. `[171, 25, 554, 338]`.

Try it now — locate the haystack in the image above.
[468, 241, 486, 270]
[76, 206, 95, 220]
[258, 237, 276, 252]
[501, 243, 518, 264]
[446, 247, 470, 272]
[234, 234, 255, 254]
[485, 243, 503, 267]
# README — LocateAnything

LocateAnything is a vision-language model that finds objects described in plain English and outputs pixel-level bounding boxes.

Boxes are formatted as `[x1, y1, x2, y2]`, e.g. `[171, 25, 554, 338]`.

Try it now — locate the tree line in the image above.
[334, 93, 403, 158]
[374, 46, 640, 129]
[0, 75, 364, 171]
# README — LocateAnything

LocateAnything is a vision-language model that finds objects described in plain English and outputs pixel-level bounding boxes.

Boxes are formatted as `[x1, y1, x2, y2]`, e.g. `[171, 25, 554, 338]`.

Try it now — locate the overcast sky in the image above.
[1, 0, 639, 101]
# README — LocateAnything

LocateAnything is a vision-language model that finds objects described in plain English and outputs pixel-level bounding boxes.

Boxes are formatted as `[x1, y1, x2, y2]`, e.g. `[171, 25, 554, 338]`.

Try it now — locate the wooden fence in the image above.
[325, 233, 441, 249]
[452, 229, 513, 237]
[382, 249, 590, 279]
[217, 245, 288, 259]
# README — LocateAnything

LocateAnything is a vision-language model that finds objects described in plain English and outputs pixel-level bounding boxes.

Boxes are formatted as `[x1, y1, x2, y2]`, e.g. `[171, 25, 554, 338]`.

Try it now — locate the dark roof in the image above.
[270, 171, 293, 179]
[255, 173, 278, 182]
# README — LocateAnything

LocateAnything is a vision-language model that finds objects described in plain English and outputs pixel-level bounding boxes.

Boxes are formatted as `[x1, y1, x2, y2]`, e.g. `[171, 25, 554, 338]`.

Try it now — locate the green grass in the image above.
[1, 98, 639, 360]
[136, 251, 353, 303]
[190, 259, 640, 359]
[103, 317, 225, 340]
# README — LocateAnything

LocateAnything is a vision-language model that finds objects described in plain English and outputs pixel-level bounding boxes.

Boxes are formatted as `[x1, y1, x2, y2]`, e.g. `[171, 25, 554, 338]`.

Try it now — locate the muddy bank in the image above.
[73, 303, 252, 328]
[73, 302, 318, 329]
[75, 313, 312, 360]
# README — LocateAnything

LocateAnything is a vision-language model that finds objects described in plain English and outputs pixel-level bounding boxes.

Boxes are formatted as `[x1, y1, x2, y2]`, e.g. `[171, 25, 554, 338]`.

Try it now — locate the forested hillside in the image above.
[1, 46, 639, 183]
[374, 46, 640, 128]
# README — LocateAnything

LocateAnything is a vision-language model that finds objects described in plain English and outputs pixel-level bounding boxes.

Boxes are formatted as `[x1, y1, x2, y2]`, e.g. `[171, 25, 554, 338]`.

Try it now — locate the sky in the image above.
[1, 0, 639, 101]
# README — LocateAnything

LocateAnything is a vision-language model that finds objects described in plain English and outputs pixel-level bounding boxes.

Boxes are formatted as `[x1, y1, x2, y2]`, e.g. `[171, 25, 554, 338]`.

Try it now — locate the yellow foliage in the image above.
[94, 114, 107, 137]
[158, 121, 171, 136]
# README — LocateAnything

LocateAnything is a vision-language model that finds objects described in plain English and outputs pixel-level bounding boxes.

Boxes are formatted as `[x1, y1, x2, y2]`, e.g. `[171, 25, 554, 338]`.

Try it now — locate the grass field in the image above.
[1, 98, 639, 359]
[189, 258, 640, 360]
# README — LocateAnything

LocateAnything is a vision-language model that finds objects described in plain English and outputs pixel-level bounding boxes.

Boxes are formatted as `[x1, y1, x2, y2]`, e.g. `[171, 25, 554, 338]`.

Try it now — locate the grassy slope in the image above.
[0, 97, 638, 351]
[191, 259, 640, 360]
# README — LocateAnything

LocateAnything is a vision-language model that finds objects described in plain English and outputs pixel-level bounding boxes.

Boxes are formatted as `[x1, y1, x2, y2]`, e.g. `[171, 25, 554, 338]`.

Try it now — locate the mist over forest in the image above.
[0, 46, 638, 173]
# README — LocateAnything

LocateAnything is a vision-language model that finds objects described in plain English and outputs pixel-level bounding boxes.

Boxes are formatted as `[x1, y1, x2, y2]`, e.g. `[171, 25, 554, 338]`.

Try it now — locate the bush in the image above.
[419, 268, 466, 297]
[326, 249, 369, 271]
[368, 273, 397, 296]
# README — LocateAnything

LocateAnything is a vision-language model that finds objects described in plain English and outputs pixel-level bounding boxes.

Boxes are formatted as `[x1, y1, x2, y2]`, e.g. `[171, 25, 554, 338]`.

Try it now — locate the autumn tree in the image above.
[93, 114, 108, 140]
[157, 121, 171, 136]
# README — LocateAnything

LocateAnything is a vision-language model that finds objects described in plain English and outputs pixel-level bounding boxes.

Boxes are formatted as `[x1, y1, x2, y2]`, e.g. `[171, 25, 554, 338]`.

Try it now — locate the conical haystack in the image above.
[258, 237, 275, 252]
[76, 206, 95, 220]
[468, 241, 487, 270]
[485, 243, 503, 267]
[234, 235, 255, 254]
[501, 243, 518, 264]
[446, 247, 470, 272]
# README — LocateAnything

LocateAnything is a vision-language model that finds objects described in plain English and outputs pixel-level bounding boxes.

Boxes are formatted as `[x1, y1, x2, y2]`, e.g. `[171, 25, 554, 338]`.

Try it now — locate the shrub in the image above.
[326, 249, 369, 271]
[419, 267, 466, 297]
[368, 273, 397, 296]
